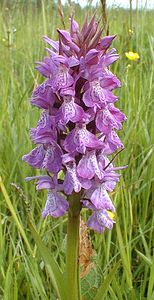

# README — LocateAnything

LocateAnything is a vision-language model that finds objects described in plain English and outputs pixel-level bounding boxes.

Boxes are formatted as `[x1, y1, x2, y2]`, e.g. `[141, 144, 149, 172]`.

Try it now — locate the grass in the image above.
[0, 1, 154, 299]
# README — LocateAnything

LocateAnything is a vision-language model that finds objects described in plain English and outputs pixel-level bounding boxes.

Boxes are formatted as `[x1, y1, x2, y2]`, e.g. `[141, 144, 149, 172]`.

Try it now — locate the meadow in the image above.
[0, 1, 154, 299]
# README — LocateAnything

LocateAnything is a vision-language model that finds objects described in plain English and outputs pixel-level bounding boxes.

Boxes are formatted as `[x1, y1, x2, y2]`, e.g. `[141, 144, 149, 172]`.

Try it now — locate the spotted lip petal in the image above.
[42, 190, 69, 218]
[31, 82, 55, 109]
[64, 124, 103, 154]
[87, 210, 114, 233]
[96, 107, 123, 134]
[63, 163, 82, 194]
[83, 80, 117, 110]
[77, 150, 102, 180]
[30, 112, 57, 144]
[56, 96, 84, 125]
[86, 182, 115, 211]
[47, 64, 74, 92]
[22, 145, 45, 169]
[42, 142, 63, 174]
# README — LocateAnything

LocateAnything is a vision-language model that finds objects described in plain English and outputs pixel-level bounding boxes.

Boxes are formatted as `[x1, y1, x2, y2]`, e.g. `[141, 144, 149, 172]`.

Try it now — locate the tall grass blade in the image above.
[147, 257, 154, 299]
[28, 220, 67, 300]
[94, 260, 120, 300]
[0, 176, 33, 256]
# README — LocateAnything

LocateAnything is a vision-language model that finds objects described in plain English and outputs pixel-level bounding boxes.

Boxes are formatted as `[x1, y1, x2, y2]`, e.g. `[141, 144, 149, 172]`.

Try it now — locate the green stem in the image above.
[66, 193, 81, 300]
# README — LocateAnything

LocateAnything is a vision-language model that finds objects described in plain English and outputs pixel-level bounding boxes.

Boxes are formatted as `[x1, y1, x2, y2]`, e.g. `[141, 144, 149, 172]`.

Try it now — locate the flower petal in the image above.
[87, 210, 114, 232]
[43, 142, 63, 174]
[77, 151, 102, 179]
[42, 190, 68, 218]
[22, 146, 44, 169]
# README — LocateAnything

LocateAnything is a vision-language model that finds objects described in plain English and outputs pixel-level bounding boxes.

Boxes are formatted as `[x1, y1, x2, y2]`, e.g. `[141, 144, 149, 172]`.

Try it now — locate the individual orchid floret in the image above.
[42, 142, 63, 174]
[30, 112, 57, 144]
[64, 123, 103, 154]
[85, 179, 116, 211]
[22, 142, 63, 174]
[77, 150, 102, 180]
[82, 200, 115, 233]
[63, 159, 82, 195]
[82, 79, 117, 111]
[30, 82, 55, 109]
[56, 95, 84, 125]
[96, 104, 126, 134]
[87, 209, 115, 233]
[62, 154, 91, 195]
[42, 189, 69, 218]
[22, 145, 45, 169]
[36, 57, 74, 92]
[26, 175, 69, 218]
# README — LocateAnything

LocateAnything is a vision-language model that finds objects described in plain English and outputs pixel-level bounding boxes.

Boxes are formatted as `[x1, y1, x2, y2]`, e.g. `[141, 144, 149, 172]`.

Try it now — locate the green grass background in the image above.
[0, 0, 154, 299]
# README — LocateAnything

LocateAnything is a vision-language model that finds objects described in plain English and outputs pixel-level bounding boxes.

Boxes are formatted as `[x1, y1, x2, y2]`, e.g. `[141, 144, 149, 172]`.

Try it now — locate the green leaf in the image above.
[94, 260, 120, 300]
[28, 221, 67, 300]
[81, 266, 102, 300]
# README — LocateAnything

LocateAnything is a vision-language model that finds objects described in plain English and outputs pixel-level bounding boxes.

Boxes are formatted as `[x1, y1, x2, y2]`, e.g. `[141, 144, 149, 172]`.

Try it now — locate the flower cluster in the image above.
[23, 17, 126, 233]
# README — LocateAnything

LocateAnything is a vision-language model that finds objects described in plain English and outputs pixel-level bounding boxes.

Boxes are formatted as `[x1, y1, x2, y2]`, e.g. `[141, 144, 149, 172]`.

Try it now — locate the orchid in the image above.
[22, 16, 126, 300]
[23, 16, 126, 233]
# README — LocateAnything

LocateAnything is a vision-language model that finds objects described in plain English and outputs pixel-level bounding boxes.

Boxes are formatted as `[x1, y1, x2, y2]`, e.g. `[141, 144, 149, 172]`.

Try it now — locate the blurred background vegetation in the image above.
[0, 0, 154, 299]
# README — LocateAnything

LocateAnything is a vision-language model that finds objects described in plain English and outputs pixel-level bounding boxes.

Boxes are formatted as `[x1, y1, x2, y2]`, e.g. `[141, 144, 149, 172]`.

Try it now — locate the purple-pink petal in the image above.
[42, 190, 68, 218]
[31, 82, 55, 109]
[56, 96, 84, 125]
[86, 183, 115, 211]
[25, 175, 54, 190]
[87, 210, 114, 232]
[42, 142, 63, 173]
[63, 161, 81, 194]
[64, 124, 103, 154]
[22, 145, 45, 169]
[77, 150, 102, 179]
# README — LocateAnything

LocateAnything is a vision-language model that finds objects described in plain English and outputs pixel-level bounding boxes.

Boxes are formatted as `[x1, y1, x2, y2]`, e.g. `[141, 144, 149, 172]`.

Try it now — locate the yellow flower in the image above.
[128, 29, 133, 34]
[107, 211, 116, 220]
[125, 51, 140, 61]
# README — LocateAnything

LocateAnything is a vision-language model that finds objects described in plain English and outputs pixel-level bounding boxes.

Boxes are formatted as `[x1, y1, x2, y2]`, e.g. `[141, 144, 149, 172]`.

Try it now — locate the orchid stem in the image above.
[66, 193, 81, 300]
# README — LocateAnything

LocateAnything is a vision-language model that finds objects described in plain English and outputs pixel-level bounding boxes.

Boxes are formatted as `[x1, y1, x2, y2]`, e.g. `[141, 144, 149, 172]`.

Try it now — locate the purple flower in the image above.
[64, 123, 103, 154]
[42, 190, 68, 218]
[83, 79, 117, 111]
[22, 145, 45, 169]
[77, 150, 102, 180]
[86, 181, 116, 211]
[63, 160, 82, 194]
[23, 16, 126, 232]
[31, 82, 55, 109]
[25, 175, 55, 190]
[56, 95, 84, 125]
[96, 104, 126, 134]
[102, 130, 124, 154]
[26, 175, 68, 218]
[63, 156, 91, 195]
[30, 112, 57, 144]
[82, 200, 115, 233]
[42, 142, 63, 174]
[87, 210, 115, 233]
